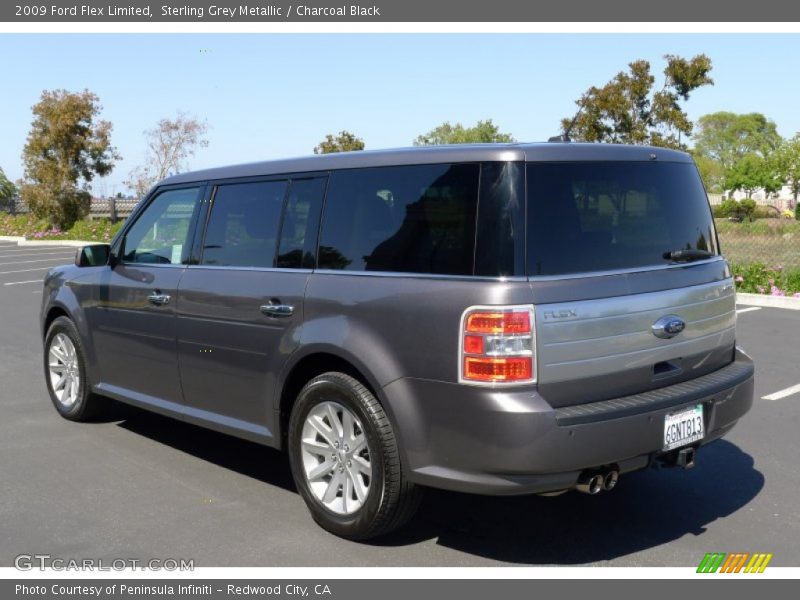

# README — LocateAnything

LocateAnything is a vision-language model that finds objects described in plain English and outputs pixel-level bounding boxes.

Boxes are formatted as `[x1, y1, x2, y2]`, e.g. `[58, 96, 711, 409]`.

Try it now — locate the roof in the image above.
[161, 142, 694, 186]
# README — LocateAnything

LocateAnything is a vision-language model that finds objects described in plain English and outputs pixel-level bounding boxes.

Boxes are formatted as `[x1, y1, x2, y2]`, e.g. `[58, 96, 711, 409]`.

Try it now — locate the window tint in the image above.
[201, 180, 287, 268]
[277, 177, 327, 269]
[319, 164, 480, 275]
[527, 162, 719, 276]
[122, 187, 201, 264]
[475, 162, 524, 277]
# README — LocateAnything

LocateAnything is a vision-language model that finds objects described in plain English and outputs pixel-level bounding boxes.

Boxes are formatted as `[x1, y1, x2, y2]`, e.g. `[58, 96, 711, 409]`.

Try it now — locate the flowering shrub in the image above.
[732, 262, 800, 297]
[0, 214, 123, 243]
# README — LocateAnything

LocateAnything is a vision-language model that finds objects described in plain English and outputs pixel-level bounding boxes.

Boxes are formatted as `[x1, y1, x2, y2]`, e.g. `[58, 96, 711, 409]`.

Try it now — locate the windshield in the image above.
[526, 161, 719, 276]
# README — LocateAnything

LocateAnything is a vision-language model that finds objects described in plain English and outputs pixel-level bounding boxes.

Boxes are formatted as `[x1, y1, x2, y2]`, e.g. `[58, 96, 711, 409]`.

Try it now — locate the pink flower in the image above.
[771, 286, 785, 297]
[794, 292, 800, 298]
[757, 286, 766, 294]
[734, 275, 744, 283]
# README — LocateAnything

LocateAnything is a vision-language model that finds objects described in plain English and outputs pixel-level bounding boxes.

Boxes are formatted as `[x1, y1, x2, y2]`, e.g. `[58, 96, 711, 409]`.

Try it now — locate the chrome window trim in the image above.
[312, 269, 527, 283]
[527, 257, 726, 282]
[118, 262, 186, 269]
[185, 264, 312, 274]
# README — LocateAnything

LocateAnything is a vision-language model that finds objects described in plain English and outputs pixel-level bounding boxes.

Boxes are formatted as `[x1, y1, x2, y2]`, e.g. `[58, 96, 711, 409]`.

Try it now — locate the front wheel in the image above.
[288, 372, 422, 540]
[44, 316, 106, 421]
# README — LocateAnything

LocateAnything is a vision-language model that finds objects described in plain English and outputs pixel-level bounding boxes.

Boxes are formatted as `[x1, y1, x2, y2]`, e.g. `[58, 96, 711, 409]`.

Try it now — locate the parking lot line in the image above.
[736, 307, 762, 314]
[0, 245, 74, 251]
[3, 279, 43, 286]
[0, 250, 75, 258]
[0, 257, 76, 266]
[762, 383, 800, 401]
[0, 267, 54, 275]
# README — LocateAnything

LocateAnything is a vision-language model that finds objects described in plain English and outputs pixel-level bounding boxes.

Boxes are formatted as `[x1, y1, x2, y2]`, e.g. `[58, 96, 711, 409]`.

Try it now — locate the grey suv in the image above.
[40, 143, 754, 539]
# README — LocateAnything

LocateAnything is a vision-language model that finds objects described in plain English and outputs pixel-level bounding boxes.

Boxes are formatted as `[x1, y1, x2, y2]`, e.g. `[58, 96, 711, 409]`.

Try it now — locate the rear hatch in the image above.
[525, 156, 736, 408]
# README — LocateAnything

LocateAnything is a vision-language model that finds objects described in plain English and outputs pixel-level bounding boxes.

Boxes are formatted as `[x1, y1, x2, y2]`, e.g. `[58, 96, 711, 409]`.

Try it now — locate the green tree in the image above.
[125, 113, 209, 198]
[313, 130, 365, 154]
[413, 119, 514, 145]
[772, 135, 800, 203]
[560, 54, 713, 149]
[20, 89, 119, 228]
[692, 153, 725, 193]
[693, 112, 782, 172]
[724, 154, 782, 199]
[0, 167, 17, 201]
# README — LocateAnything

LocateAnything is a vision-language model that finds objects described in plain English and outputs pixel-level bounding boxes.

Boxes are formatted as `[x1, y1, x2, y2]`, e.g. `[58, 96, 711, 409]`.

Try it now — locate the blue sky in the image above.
[2, 33, 800, 195]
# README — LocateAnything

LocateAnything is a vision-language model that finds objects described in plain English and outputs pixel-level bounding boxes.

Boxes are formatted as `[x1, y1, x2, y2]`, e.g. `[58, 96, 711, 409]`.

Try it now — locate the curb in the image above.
[737, 292, 800, 311]
[0, 235, 96, 247]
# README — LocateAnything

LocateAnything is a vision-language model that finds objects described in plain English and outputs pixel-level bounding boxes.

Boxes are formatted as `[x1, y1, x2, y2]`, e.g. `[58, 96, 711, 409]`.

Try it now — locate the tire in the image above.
[288, 372, 423, 540]
[44, 316, 106, 421]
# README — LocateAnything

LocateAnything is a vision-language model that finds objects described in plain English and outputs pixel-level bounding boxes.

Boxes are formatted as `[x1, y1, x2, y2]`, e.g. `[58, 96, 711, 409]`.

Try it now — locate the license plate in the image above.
[663, 404, 705, 451]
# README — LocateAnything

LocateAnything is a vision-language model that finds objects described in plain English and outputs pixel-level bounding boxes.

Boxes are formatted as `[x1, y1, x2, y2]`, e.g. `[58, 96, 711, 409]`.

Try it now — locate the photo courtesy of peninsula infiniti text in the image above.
[40, 142, 755, 540]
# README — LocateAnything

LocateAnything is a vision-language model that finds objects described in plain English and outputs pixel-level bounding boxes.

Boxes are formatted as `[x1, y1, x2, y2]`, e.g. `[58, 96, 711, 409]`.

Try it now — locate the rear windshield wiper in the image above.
[662, 248, 715, 263]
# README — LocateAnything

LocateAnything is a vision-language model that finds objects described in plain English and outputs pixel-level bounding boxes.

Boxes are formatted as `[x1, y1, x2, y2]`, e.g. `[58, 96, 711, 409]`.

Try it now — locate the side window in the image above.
[201, 180, 287, 268]
[276, 177, 327, 269]
[318, 164, 480, 275]
[122, 187, 202, 265]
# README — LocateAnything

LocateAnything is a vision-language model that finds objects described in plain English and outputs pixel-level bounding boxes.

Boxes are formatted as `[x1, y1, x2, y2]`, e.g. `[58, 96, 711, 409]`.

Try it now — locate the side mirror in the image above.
[75, 244, 111, 267]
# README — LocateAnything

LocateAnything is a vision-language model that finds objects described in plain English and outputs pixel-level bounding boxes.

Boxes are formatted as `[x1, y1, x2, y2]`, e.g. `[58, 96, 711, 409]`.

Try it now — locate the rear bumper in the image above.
[383, 348, 754, 495]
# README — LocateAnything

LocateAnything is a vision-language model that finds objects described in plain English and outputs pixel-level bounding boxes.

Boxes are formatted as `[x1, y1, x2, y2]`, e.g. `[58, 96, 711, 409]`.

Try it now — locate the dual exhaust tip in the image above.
[576, 468, 619, 495]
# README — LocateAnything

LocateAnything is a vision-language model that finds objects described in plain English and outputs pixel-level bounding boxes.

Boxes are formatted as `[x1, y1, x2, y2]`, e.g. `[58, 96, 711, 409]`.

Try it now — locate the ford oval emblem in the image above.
[652, 315, 685, 339]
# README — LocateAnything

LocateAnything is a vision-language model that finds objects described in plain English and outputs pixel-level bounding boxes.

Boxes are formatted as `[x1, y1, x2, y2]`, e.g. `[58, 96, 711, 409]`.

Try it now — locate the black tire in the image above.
[43, 316, 107, 421]
[288, 372, 423, 540]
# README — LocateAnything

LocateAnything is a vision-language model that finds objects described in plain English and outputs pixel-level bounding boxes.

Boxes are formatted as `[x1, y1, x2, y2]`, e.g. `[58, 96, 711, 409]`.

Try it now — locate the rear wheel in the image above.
[288, 372, 422, 540]
[44, 316, 106, 421]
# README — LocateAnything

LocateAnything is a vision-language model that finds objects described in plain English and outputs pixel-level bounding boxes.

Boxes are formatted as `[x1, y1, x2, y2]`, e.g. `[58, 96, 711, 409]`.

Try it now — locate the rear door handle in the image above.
[147, 293, 171, 306]
[260, 303, 294, 318]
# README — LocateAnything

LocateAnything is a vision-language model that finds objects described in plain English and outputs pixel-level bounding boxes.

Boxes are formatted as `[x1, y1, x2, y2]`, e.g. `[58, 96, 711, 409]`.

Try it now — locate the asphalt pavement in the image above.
[1, 239, 798, 567]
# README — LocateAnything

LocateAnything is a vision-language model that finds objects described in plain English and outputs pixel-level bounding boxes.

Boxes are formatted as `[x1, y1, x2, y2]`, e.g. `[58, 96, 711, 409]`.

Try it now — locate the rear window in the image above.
[526, 162, 719, 276]
[318, 164, 480, 275]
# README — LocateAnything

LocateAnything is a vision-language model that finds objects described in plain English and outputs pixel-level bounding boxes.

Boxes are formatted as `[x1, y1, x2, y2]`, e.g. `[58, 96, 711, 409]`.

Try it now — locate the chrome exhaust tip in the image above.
[603, 469, 619, 491]
[576, 473, 605, 495]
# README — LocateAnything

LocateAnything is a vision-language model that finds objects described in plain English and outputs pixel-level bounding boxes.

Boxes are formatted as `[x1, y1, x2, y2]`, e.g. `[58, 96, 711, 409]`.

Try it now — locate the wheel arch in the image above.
[276, 347, 406, 465]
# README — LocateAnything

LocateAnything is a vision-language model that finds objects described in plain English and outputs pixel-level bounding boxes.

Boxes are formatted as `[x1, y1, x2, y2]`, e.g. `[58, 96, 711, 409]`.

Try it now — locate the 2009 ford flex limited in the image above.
[40, 143, 755, 539]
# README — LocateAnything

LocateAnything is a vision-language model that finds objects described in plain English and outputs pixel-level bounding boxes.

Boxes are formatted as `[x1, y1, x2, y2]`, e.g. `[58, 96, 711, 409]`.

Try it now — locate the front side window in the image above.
[201, 180, 288, 268]
[527, 162, 719, 276]
[318, 164, 480, 275]
[122, 187, 202, 264]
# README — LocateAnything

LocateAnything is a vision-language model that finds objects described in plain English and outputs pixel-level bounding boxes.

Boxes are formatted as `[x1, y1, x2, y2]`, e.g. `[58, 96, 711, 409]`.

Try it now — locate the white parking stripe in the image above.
[0, 267, 54, 275]
[736, 307, 762, 314]
[0, 250, 75, 258]
[0, 245, 74, 252]
[0, 257, 74, 266]
[762, 384, 800, 401]
[3, 279, 42, 286]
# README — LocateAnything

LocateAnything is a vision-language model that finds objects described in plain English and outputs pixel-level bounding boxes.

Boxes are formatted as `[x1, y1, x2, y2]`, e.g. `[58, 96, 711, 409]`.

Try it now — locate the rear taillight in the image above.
[459, 305, 535, 384]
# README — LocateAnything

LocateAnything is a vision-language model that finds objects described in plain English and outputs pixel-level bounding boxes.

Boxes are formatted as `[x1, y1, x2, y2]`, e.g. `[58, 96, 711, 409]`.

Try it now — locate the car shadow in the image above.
[374, 439, 764, 564]
[112, 402, 296, 494]
[111, 403, 763, 565]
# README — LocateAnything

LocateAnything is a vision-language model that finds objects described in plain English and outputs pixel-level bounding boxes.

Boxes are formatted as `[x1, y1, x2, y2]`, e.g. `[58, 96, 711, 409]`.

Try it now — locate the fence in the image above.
[716, 218, 800, 270]
[0, 196, 138, 222]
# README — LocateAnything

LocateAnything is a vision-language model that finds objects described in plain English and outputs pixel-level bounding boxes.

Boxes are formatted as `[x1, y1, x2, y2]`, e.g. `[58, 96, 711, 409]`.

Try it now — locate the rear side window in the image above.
[318, 164, 480, 275]
[201, 180, 287, 268]
[526, 162, 719, 276]
[277, 177, 326, 269]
